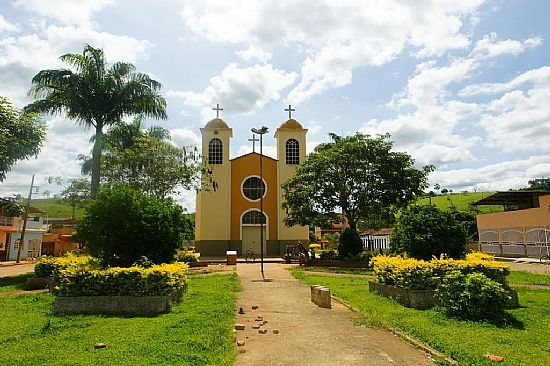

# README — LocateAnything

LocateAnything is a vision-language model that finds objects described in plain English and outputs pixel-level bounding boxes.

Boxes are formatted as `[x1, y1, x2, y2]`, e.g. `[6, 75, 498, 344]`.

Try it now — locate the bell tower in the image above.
[274, 105, 309, 244]
[195, 104, 233, 255]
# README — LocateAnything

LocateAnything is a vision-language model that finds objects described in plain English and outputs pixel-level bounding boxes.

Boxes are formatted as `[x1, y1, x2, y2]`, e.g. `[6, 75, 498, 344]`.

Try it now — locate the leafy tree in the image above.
[451, 211, 479, 242]
[523, 178, 550, 191]
[282, 133, 433, 233]
[338, 228, 363, 258]
[0, 96, 46, 182]
[440, 188, 449, 194]
[74, 185, 191, 267]
[390, 205, 466, 260]
[48, 177, 91, 218]
[25, 45, 167, 197]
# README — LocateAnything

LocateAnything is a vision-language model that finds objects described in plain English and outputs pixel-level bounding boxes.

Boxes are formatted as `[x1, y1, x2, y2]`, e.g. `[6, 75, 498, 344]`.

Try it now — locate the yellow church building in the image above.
[194, 110, 310, 257]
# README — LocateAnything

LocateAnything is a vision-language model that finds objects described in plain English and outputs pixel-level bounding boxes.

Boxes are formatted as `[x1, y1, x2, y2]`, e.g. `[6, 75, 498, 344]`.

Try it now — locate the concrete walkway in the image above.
[0, 263, 35, 278]
[234, 263, 434, 366]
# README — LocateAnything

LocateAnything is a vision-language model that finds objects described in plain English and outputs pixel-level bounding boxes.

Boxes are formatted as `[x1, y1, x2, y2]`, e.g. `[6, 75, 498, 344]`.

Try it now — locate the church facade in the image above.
[194, 115, 310, 256]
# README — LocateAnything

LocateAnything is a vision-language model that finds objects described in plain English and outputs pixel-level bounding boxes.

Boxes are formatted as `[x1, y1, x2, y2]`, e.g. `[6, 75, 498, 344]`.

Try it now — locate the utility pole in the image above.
[251, 126, 269, 279]
[16, 174, 36, 263]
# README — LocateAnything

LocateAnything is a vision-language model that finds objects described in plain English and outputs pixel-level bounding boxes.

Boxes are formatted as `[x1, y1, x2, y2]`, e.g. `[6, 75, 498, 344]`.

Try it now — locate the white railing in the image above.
[0, 216, 15, 226]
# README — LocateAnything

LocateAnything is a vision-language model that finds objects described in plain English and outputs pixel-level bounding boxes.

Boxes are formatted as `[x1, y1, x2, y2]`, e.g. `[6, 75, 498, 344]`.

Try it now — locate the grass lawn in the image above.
[0, 273, 34, 292]
[0, 273, 238, 366]
[291, 268, 550, 366]
[30, 198, 85, 219]
[303, 267, 374, 276]
[415, 192, 502, 214]
[508, 270, 550, 286]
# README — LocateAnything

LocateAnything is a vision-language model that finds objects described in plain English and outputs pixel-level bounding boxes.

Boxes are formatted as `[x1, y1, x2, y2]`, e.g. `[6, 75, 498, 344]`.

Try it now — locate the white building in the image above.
[359, 228, 392, 253]
[6, 217, 47, 261]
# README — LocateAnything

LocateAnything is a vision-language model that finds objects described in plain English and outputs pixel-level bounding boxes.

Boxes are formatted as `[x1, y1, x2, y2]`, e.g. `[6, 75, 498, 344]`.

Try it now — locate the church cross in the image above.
[212, 103, 223, 118]
[248, 134, 259, 152]
[285, 104, 295, 119]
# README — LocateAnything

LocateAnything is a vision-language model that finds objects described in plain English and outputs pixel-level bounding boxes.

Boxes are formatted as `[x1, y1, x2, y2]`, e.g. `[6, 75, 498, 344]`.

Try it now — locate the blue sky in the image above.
[1, 0, 549, 210]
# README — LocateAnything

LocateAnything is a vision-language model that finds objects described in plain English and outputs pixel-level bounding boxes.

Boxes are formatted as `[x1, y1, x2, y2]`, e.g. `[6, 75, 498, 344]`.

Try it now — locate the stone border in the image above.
[307, 259, 370, 268]
[310, 285, 331, 308]
[54, 290, 183, 316]
[24, 277, 51, 291]
[369, 281, 519, 309]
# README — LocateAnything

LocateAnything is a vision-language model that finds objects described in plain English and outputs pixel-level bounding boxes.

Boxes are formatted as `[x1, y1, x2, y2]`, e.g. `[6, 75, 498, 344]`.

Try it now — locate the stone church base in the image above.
[195, 239, 309, 257]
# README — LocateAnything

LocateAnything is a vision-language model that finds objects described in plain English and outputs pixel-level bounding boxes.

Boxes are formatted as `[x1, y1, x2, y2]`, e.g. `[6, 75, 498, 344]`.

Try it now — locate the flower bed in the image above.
[370, 254, 518, 313]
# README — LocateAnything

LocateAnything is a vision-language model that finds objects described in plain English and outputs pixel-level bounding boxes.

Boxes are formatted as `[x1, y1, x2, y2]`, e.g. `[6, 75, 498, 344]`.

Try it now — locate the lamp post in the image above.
[251, 126, 269, 278]
[16, 174, 38, 263]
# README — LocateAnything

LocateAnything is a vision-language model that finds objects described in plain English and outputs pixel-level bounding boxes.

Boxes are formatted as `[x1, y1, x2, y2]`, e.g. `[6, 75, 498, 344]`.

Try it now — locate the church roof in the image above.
[278, 119, 303, 129]
[204, 118, 230, 129]
[230, 152, 277, 162]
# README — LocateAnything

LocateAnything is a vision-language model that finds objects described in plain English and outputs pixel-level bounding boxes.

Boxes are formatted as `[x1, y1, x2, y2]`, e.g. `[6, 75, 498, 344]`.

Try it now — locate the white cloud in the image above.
[460, 66, 550, 96]
[180, 0, 485, 103]
[430, 156, 550, 192]
[167, 63, 296, 122]
[13, 0, 115, 27]
[236, 144, 277, 160]
[0, 13, 19, 32]
[305, 120, 322, 135]
[360, 33, 544, 167]
[0, 117, 92, 197]
[170, 128, 201, 147]
[235, 45, 272, 63]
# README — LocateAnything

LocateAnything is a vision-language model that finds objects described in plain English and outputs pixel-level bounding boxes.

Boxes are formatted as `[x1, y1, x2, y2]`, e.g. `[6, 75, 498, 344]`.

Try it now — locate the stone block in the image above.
[310, 285, 331, 308]
[24, 277, 51, 291]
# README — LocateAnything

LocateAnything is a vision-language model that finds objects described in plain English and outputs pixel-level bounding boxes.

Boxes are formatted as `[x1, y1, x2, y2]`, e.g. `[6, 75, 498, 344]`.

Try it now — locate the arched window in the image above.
[208, 138, 222, 164]
[242, 210, 266, 224]
[242, 177, 266, 201]
[286, 139, 299, 165]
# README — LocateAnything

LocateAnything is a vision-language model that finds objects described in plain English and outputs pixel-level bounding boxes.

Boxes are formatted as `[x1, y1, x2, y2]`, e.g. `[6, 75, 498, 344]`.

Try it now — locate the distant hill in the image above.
[415, 192, 503, 214]
[30, 198, 84, 219]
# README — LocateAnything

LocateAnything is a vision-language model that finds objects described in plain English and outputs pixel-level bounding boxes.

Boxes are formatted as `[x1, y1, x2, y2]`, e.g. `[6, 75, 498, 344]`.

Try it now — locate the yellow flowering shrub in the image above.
[465, 251, 494, 262]
[55, 262, 189, 297]
[34, 254, 98, 278]
[372, 255, 509, 290]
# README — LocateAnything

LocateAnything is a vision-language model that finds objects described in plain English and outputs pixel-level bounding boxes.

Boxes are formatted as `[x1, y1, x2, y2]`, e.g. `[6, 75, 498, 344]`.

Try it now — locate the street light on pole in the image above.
[251, 126, 269, 278]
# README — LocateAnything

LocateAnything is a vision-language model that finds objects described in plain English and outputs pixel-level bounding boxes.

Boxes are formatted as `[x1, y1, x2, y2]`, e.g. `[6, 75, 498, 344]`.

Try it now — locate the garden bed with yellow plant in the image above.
[371, 253, 517, 319]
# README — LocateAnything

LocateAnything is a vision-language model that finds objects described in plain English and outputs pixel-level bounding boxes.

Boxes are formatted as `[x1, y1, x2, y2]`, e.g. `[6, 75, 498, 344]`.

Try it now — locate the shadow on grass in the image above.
[435, 307, 525, 329]
[0, 273, 34, 291]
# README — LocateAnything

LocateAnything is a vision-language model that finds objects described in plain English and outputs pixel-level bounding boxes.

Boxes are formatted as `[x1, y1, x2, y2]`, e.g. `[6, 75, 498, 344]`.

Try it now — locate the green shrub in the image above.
[372, 255, 510, 290]
[55, 262, 188, 297]
[176, 251, 198, 263]
[34, 254, 97, 278]
[390, 205, 466, 260]
[435, 271, 510, 320]
[338, 229, 363, 258]
[74, 185, 192, 267]
[346, 251, 373, 264]
[319, 249, 338, 260]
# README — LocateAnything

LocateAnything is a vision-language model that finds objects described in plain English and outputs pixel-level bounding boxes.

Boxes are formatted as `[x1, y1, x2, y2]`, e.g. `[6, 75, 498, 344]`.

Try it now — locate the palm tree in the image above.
[25, 45, 167, 197]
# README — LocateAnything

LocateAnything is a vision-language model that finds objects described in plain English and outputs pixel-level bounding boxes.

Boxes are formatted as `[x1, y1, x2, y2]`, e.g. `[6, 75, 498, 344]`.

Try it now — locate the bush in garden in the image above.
[55, 262, 189, 297]
[319, 249, 338, 260]
[435, 271, 510, 321]
[74, 185, 191, 267]
[34, 254, 97, 278]
[372, 255, 510, 290]
[175, 251, 199, 263]
[390, 205, 466, 260]
[338, 229, 363, 259]
[465, 251, 494, 262]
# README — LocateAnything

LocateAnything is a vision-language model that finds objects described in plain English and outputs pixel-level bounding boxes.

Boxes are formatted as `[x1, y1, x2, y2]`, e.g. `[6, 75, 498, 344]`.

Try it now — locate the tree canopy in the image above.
[25, 45, 167, 197]
[390, 205, 466, 260]
[282, 133, 433, 232]
[79, 117, 200, 199]
[0, 96, 46, 182]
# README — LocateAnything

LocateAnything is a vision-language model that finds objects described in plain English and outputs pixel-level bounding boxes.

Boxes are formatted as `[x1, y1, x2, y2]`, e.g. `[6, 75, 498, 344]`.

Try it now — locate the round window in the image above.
[242, 177, 266, 200]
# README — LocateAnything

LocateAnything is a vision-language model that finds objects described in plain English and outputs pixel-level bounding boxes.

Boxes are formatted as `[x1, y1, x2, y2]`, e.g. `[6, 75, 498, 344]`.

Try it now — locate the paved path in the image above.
[0, 263, 35, 278]
[508, 262, 550, 274]
[234, 263, 434, 366]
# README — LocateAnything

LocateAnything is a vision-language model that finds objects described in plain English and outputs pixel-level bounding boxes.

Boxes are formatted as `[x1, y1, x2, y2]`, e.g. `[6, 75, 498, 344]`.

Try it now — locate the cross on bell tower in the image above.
[284, 104, 295, 119]
[212, 103, 223, 118]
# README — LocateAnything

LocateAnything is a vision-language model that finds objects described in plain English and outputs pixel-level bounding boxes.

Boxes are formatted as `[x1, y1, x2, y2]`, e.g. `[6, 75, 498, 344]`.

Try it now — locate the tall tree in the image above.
[25, 45, 167, 197]
[0, 96, 46, 182]
[282, 133, 433, 232]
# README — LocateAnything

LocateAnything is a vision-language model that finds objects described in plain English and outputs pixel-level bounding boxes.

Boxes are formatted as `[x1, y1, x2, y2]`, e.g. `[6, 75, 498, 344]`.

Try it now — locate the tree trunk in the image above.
[90, 124, 103, 198]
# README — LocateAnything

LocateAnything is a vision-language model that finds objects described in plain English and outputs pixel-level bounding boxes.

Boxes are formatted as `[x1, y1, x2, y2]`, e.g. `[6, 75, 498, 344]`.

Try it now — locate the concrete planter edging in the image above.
[308, 259, 370, 268]
[368, 281, 519, 310]
[54, 290, 183, 315]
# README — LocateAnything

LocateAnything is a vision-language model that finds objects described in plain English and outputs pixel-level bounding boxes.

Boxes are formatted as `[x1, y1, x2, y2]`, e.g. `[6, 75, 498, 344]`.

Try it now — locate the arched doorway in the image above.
[240, 209, 268, 255]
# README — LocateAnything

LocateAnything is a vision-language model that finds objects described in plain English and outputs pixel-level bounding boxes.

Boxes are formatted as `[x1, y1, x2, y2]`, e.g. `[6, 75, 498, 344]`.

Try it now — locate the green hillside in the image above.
[30, 198, 85, 219]
[415, 192, 503, 214]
